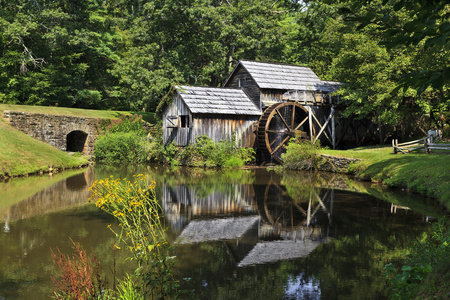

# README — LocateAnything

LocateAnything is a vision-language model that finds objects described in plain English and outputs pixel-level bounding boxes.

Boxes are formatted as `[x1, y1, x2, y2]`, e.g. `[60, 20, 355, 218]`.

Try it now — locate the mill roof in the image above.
[176, 85, 261, 115]
[175, 216, 260, 244]
[224, 60, 339, 91]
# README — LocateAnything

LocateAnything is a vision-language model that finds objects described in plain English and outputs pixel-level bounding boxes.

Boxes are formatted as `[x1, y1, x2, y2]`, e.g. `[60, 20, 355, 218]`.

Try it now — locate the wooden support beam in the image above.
[331, 106, 336, 149]
[308, 107, 313, 142]
[275, 108, 290, 130]
[313, 109, 334, 144]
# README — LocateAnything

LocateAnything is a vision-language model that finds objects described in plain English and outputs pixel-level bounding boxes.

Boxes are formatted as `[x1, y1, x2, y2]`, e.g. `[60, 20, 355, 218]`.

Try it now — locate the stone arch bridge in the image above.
[3, 110, 101, 158]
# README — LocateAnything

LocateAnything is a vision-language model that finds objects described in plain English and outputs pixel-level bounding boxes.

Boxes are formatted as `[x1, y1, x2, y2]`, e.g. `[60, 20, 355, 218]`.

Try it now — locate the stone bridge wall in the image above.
[3, 110, 100, 158]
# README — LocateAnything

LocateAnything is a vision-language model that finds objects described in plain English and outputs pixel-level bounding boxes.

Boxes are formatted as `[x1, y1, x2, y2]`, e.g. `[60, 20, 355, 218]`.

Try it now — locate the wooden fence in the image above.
[392, 130, 450, 154]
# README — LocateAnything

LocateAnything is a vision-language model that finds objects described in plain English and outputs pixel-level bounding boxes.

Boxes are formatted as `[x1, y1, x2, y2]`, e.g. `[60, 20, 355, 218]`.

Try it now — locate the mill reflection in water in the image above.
[164, 177, 343, 267]
[0, 167, 442, 299]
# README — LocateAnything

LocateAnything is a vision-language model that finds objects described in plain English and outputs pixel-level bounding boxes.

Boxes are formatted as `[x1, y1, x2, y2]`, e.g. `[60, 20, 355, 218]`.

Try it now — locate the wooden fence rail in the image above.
[392, 130, 448, 154]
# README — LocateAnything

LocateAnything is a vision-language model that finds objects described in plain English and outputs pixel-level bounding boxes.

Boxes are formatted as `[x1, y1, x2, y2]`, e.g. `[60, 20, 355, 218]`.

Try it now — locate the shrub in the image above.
[94, 114, 163, 164]
[94, 132, 153, 164]
[177, 135, 255, 167]
[223, 156, 244, 168]
[282, 139, 321, 170]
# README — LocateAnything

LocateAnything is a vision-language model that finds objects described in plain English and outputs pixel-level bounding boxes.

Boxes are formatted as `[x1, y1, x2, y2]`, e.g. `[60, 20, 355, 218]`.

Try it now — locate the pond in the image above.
[0, 165, 445, 299]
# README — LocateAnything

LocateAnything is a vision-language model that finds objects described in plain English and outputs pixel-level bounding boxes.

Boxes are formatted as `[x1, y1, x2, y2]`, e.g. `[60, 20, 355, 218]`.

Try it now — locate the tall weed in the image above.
[89, 175, 179, 299]
[51, 239, 106, 300]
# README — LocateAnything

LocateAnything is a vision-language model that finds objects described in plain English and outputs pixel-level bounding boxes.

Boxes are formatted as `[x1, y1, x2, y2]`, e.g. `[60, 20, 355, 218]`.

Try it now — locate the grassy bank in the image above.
[321, 147, 450, 211]
[0, 104, 156, 123]
[0, 119, 88, 178]
[0, 104, 158, 178]
[319, 146, 450, 299]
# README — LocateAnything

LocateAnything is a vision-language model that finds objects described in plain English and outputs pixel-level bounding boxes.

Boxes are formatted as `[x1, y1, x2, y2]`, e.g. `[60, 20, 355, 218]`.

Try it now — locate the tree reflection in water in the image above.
[0, 166, 445, 300]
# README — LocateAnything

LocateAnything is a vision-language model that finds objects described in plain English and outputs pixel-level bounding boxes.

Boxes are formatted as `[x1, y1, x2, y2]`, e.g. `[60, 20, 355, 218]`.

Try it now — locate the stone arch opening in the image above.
[66, 130, 88, 152]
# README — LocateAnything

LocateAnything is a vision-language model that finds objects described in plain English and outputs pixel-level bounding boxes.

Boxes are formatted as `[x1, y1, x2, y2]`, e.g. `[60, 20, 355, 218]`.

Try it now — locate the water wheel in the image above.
[257, 101, 312, 163]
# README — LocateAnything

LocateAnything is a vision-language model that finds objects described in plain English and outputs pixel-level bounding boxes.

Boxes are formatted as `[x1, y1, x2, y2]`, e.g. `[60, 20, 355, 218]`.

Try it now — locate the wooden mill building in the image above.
[163, 60, 347, 163]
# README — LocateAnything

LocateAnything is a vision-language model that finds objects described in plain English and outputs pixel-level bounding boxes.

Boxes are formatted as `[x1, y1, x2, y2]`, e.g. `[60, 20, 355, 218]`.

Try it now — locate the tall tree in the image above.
[0, 0, 124, 109]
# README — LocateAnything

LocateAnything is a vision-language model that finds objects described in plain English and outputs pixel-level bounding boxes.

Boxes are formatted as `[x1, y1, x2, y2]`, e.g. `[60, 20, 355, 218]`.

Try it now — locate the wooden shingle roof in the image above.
[225, 60, 339, 91]
[176, 85, 261, 115]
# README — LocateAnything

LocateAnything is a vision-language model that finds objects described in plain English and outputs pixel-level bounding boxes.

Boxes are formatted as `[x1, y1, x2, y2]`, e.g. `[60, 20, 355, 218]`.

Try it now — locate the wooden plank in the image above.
[398, 138, 427, 147]
[401, 146, 426, 152]
[331, 106, 336, 149]
[308, 107, 313, 142]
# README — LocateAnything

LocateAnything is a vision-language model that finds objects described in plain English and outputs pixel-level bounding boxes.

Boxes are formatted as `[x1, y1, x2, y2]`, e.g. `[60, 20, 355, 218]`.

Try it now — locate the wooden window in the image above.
[180, 115, 190, 128]
[239, 78, 246, 87]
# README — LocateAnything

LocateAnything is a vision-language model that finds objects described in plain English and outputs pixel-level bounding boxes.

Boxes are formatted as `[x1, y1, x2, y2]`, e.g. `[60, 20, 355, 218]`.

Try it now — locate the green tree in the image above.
[328, 0, 450, 131]
[0, 0, 124, 109]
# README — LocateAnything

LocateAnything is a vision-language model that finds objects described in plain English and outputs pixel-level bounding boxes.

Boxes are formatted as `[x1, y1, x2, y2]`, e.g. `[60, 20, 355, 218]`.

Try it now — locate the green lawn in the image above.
[0, 118, 88, 177]
[0, 104, 158, 178]
[321, 147, 450, 210]
[0, 104, 156, 123]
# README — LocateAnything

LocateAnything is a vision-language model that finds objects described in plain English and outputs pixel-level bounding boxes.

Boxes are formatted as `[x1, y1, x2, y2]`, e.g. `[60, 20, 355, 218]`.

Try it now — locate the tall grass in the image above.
[89, 175, 179, 298]
[167, 135, 255, 167]
[51, 239, 106, 300]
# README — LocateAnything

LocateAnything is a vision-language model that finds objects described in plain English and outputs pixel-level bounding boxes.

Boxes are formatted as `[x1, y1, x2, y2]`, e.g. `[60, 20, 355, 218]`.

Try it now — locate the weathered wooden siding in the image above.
[224, 65, 261, 110]
[164, 103, 258, 147]
[163, 94, 193, 146]
[260, 89, 284, 105]
[192, 115, 258, 147]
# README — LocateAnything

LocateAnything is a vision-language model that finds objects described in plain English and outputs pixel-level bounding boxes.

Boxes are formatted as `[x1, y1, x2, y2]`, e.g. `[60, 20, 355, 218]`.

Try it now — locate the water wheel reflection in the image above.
[260, 180, 333, 236]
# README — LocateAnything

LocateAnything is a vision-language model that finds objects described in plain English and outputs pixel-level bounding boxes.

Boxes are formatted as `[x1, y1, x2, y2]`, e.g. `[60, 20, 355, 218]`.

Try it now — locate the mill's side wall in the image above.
[163, 94, 259, 147]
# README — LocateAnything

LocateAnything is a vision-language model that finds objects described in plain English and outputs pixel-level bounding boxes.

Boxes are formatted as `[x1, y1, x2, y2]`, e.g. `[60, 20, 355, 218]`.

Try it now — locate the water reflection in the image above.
[162, 170, 428, 270]
[0, 166, 446, 300]
[1, 168, 94, 232]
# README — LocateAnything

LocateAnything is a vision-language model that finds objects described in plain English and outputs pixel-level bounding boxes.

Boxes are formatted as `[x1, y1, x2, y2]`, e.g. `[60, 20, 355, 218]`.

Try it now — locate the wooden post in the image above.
[392, 139, 397, 154]
[308, 106, 313, 142]
[331, 106, 336, 149]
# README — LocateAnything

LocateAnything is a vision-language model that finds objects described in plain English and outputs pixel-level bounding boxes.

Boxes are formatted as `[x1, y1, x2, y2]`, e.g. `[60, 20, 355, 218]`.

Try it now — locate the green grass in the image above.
[0, 104, 158, 178]
[0, 104, 156, 123]
[321, 147, 450, 210]
[0, 118, 88, 177]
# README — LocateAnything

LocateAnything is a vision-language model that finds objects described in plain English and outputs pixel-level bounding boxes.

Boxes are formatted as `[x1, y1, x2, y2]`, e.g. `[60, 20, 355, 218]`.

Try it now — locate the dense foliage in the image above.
[0, 0, 299, 111]
[2, 0, 448, 138]
[384, 219, 450, 299]
[94, 114, 156, 164]
[166, 135, 256, 167]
